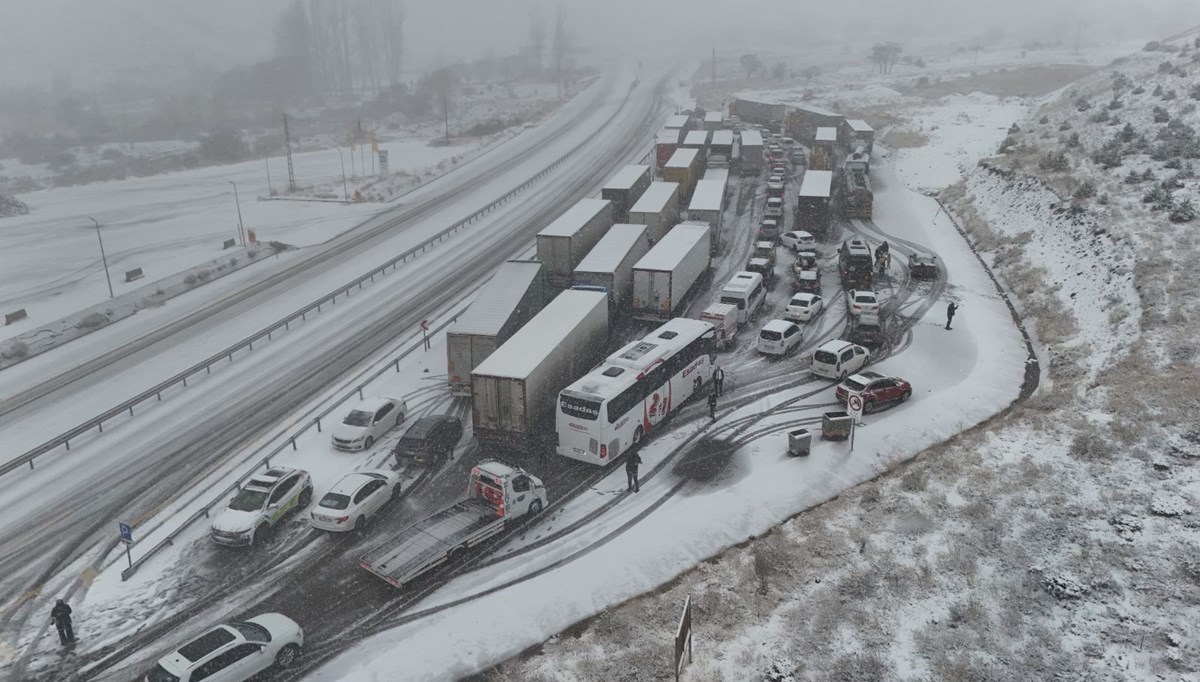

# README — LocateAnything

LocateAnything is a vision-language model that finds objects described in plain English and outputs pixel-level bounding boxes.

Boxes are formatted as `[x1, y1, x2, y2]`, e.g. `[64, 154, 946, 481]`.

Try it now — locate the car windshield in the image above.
[814, 350, 837, 364]
[843, 378, 868, 392]
[145, 664, 180, 682]
[229, 488, 269, 512]
[318, 492, 351, 510]
[343, 409, 372, 427]
[760, 330, 782, 341]
[229, 621, 272, 643]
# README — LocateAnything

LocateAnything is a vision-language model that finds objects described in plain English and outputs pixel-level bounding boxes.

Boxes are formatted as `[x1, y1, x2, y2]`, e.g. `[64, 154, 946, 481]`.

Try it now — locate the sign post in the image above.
[674, 595, 693, 681]
[420, 319, 430, 350]
[118, 522, 134, 569]
[847, 394, 864, 452]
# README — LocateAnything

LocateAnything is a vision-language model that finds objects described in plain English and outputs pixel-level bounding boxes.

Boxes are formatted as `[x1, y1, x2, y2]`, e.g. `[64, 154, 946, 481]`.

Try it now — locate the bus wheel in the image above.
[632, 427, 644, 448]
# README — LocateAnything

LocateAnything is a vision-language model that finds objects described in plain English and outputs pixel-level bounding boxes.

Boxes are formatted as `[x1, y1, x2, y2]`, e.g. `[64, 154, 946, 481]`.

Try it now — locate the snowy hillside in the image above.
[479, 38, 1200, 682]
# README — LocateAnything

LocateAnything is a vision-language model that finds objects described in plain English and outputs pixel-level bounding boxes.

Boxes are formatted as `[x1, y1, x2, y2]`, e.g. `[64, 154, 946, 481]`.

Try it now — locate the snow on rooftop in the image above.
[602, 165, 650, 192]
[574, 224, 647, 274]
[656, 129, 682, 145]
[448, 261, 544, 337]
[629, 182, 679, 215]
[664, 114, 690, 129]
[688, 180, 725, 213]
[710, 130, 734, 147]
[682, 130, 709, 146]
[815, 127, 838, 142]
[471, 289, 607, 380]
[633, 223, 709, 272]
[797, 170, 833, 198]
[537, 198, 612, 238]
[846, 119, 873, 133]
[704, 112, 723, 122]
[665, 147, 700, 169]
[703, 168, 729, 184]
[740, 130, 763, 147]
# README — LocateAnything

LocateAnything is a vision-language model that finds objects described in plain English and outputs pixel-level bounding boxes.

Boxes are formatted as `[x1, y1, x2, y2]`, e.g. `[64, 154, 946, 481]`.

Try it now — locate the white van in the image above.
[810, 340, 870, 380]
[719, 271, 766, 325]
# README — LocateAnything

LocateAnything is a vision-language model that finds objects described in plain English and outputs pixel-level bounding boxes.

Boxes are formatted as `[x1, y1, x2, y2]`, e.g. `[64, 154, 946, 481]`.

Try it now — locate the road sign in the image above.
[847, 394, 864, 421]
[118, 522, 133, 544]
[419, 319, 429, 332]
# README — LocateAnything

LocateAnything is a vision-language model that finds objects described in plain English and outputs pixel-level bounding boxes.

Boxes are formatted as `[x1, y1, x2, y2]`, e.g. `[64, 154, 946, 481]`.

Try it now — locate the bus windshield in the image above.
[560, 394, 601, 421]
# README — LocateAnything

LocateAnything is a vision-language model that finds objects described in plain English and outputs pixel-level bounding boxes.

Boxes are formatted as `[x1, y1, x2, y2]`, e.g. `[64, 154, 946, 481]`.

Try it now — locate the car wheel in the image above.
[632, 426, 644, 448]
[395, 412, 405, 427]
[354, 515, 367, 532]
[364, 436, 374, 449]
[864, 399, 875, 414]
[391, 482, 402, 499]
[528, 500, 543, 518]
[298, 487, 312, 508]
[838, 370, 848, 381]
[900, 390, 912, 403]
[248, 524, 263, 547]
[275, 643, 301, 669]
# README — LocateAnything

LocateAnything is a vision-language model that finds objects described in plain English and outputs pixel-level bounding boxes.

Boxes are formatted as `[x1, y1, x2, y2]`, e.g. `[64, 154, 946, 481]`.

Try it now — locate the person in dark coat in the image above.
[50, 599, 74, 645]
[946, 302, 958, 330]
[707, 392, 718, 421]
[713, 366, 725, 396]
[625, 452, 642, 493]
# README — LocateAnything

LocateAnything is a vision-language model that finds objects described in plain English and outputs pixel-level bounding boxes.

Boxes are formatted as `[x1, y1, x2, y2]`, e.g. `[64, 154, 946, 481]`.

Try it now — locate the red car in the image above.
[834, 371, 912, 413]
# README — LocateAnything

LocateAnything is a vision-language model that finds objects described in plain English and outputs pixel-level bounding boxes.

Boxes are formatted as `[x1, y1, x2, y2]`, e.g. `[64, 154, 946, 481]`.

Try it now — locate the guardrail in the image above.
[119, 303, 470, 580]
[2, 127, 590, 480]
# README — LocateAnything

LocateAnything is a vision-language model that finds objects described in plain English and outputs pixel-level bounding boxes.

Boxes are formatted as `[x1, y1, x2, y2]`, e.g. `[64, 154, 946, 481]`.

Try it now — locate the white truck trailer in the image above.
[738, 129, 764, 176]
[631, 222, 712, 320]
[471, 289, 609, 448]
[446, 260, 547, 396]
[601, 164, 652, 223]
[627, 181, 681, 242]
[572, 223, 651, 311]
[686, 180, 725, 254]
[359, 461, 547, 589]
[535, 198, 614, 289]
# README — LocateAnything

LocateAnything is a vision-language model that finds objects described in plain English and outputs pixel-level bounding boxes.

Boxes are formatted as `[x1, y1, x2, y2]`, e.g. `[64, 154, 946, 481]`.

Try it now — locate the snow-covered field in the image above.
[475, 38, 1200, 682]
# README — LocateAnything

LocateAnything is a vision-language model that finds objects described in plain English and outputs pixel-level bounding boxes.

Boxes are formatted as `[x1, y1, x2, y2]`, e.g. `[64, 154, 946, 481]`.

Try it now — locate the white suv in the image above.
[810, 340, 870, 380]
[211, 467, 313, 547]
[143, 613, 303, 682]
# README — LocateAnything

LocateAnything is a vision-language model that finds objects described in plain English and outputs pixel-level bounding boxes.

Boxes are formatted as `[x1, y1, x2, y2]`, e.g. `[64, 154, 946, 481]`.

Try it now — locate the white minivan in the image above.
[757, 319, 803, 356]
[810, 340, 870, 380]
[719, 271, 766, 324]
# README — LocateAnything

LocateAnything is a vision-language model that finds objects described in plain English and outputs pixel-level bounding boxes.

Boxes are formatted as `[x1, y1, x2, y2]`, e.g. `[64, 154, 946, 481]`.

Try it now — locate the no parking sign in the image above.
[847, 393, 864, 422]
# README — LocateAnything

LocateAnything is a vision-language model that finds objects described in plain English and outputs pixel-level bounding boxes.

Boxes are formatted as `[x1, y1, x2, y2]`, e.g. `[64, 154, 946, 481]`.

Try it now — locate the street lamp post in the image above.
[89, 217, 114, 298]
[336, 148, 349, 202]
[226, 180, 245, 246]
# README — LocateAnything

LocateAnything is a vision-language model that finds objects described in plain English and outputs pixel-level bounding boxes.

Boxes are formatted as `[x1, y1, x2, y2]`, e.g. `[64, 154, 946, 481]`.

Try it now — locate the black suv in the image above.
[394, 415, 463, 465]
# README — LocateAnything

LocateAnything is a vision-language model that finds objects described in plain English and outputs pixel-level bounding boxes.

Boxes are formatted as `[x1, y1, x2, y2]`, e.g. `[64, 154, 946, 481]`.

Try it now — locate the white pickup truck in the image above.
[359, 460, 547, 589]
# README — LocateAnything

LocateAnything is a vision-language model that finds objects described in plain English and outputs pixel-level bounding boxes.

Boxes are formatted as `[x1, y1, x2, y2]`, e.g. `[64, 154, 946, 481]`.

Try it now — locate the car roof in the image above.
[352, 397, 395, 412]
[847, 371, 887, 383]
[327, 473, 379, 496]
[797, 270, 818, 281]
[787, 230, 813, 238]
[762, 319, 796, 332]
[245, 467, 301, 492]
[817, 339, 861, 353]
[853, 290, 877, 298]
[747, 257, 769, 267]
[404, 414, 458, 437]
[755, 241, 775, 248]
[790, 292, 818, 303]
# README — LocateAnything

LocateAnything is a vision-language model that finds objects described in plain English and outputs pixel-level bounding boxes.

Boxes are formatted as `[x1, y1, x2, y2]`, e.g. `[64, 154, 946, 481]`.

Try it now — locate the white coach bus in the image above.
[556, 318, 716, 465]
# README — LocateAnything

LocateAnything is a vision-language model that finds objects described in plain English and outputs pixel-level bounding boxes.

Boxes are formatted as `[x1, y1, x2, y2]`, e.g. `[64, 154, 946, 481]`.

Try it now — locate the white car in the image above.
[811, 340, 871, 380]
[310, 470, 401, 532]
[757, 319, 803, 356]
[331, 396, 408, 451]
[847, 289, 880, 316]
[143, 613, 304, 682]
[780, 230, 816, 252]
[764, 197, 784, 219]
[211, 467, 313, 547]
[785, 293, 823, 322]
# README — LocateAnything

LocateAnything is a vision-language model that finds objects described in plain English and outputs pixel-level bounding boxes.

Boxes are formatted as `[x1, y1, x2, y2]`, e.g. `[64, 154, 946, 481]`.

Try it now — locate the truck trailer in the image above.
[359, 461, 547, 589]
[738, 129, 764, 176]
[663, 147, 703, 203]
[655, 128, 682, 169]
[601, 164, 652, 223]
[631, 222, 712, 320]
[796, 170, 833, 239]
[446, 260, 548, 396]
[627, 181, 681, 242]
[686, 180, 725, 253]
[471, 289, 609, 449]
[535, 198, 614, 289]
[572, 223, 651, 311]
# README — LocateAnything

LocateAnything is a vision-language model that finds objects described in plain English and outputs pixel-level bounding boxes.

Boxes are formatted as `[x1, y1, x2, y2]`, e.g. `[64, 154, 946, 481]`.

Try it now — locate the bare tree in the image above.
[429, 67, 458, 139]
[740, 54, 764, 79]
[869, 42, 903, 74]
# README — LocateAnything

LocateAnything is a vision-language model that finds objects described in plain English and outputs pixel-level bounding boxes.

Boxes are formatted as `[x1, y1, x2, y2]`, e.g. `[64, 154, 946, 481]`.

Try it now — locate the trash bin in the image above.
[821, 411, 852, 441]
[788, 428, 811, 457]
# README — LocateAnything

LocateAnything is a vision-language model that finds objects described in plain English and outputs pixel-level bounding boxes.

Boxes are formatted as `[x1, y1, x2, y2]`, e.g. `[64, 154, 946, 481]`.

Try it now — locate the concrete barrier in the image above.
[223, 239, 236, 249]
[4, 309, 28, 325]
[125, 268, 144, 283]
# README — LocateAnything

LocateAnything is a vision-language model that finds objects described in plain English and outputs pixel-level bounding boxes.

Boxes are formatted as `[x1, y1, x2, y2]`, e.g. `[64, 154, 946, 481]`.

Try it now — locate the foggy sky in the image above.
[0, 0, 1197, 91]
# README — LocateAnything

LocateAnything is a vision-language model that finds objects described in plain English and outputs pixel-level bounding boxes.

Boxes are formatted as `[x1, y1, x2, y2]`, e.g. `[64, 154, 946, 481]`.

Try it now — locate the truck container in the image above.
[729, 98, 788, 127]
[631, 222, 712, 319]
[699, 302, 739, 350]
[359, 461, 548, 589]
[681, 129, 710, 150]
[627, 181, 681, 242]
[842, 119, 875, 154]
[663, 147, 703, 203]
[446, 260, 547, 396]
[841, 164, 873, 219]
[704, 110, 725, 131]
[471, 289, 609, 448]
[572, 223, 651, 311]
[535, 198, 614, 289]
[796, 170, 833, 238]
[687, 180, 725, 254]
[704, 167, 730, 184]
[655, 128, 682, 169]
[810, 127, 838, 170]
[664, 114, 692, 131]
[709, 129, 735, 157]
[600, 164, 652, 223]
[738, 129, 764, 176]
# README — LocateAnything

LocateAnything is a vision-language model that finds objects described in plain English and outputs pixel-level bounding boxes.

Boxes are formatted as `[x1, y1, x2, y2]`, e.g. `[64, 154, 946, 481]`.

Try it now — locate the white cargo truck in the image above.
[627, 182, 681, 242]
[686, 180, 725, 253]
[572, 224, 650, 311]
[739, 129, 764, 176]
[699, 302, 739, 350]
[359, 460, 547, 589]
[471, 289, 609, 448]
[535, 198, 614, 289]
[631, 222, 712, 320]
[601, 164, 652, 223]
[446, 260, 547, 396]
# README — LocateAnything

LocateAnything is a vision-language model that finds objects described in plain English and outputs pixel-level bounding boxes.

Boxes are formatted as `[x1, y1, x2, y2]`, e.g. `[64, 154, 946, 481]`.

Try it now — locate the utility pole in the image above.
[89, 217, 114, 298]
[336, 148, 349, 201]
[282, 113, 296, 191]
[226, 180, 245, 246]
[711, 48, 716, 87]
[265, 157, 273, 197]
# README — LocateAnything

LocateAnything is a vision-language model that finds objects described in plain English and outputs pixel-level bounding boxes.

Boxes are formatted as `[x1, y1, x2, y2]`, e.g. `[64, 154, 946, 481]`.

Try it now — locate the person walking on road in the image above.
[625, 452, 642, 493]
[708, 392, 718, 421]
[51, 599, 74, 645]
[945, 302, 958, 330]
[713, 366, 725, 396]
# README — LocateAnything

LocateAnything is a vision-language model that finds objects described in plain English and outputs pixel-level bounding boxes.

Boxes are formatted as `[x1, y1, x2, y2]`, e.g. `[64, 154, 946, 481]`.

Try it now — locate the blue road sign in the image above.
[119, 522, 133, 545]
